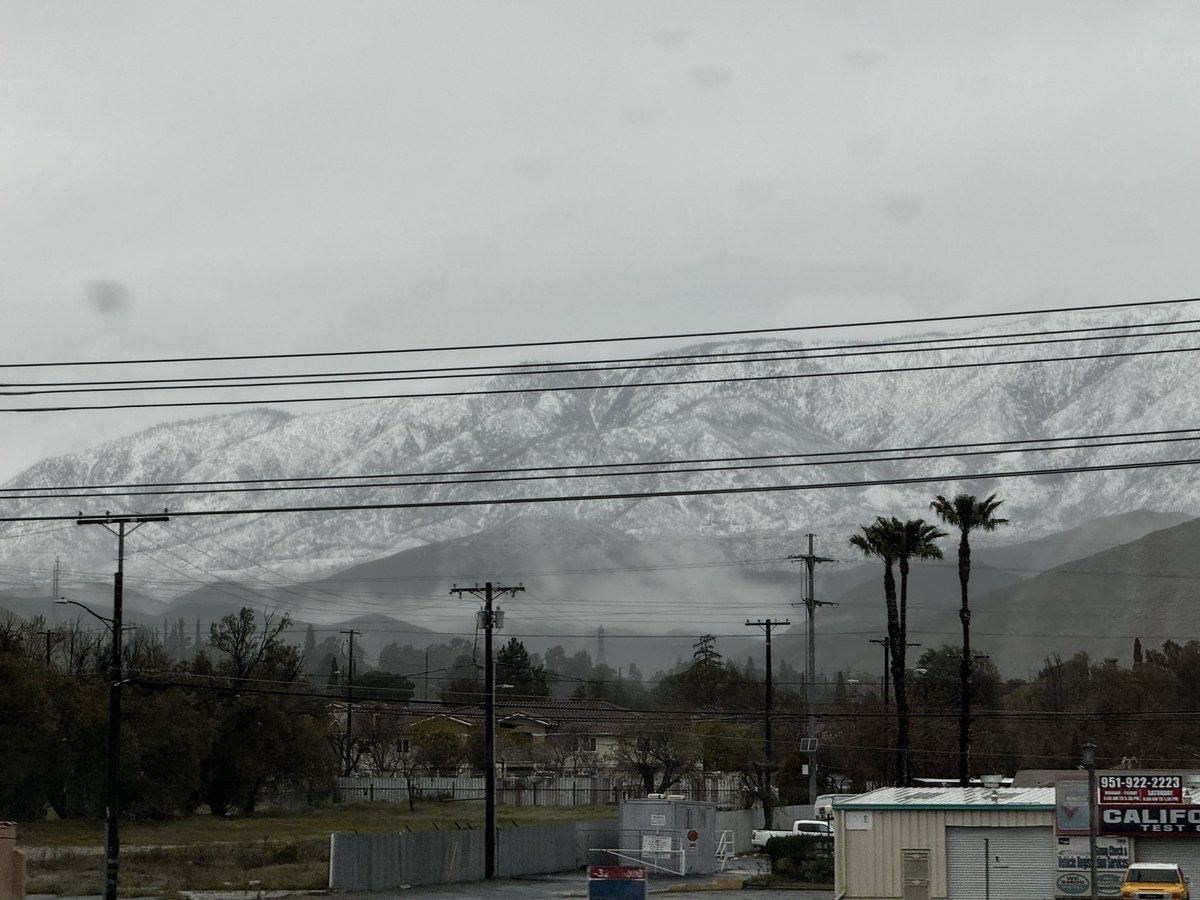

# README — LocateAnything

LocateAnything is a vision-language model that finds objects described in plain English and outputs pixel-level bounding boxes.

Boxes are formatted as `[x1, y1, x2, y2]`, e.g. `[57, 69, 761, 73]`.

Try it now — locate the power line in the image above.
[5, 295, 1196, 371]
[6, 453, 1200, 523]
[8, 340, 1200, 413]
[6, 317, 1199, 394]
[9, 428, 1200, 502]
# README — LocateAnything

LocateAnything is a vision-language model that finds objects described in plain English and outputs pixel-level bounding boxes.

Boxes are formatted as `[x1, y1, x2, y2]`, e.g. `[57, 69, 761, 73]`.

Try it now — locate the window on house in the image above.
[573, 736, 598, 752]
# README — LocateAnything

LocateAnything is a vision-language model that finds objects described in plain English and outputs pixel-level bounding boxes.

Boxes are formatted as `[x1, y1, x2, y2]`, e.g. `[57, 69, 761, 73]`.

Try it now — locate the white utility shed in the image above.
[833, 786, 1056, 900]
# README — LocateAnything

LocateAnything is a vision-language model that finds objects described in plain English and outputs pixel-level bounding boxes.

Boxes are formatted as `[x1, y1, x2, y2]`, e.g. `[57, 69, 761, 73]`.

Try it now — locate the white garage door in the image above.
[1133, 837, 1200, 879]
[946, 826, 1055, 900]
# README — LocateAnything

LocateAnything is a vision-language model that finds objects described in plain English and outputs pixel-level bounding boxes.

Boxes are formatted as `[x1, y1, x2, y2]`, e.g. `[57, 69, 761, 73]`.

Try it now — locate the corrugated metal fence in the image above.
[329, 820, 618, 890]
[327, 804, 812, 890]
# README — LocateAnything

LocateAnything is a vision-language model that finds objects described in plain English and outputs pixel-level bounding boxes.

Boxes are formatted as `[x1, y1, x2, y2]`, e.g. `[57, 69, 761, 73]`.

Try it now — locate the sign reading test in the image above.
[1100, 806, 1200, 835]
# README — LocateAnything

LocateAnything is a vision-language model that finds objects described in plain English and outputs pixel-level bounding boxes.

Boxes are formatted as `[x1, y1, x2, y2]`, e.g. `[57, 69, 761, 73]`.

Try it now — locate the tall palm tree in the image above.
[891, 518, 945, 783]
[931, 493, 1008, 786]
[850, 520, 904, 783]
[851, 517, 943, 785]
[896, 518, 948, 664]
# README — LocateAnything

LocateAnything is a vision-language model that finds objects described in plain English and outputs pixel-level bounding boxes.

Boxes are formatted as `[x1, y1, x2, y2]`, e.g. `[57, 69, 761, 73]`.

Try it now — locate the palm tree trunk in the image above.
[883, 563, 909, 786]
[957, 534, 972, 786]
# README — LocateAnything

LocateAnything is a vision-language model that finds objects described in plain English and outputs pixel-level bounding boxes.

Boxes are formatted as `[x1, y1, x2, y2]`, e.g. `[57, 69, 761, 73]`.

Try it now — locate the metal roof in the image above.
[834, 785, 1055, 811]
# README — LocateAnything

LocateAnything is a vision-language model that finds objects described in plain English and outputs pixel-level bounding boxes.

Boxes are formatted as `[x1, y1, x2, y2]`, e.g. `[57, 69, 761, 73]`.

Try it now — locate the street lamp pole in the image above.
[76, 513, 168, 900]
[1082, 740, 1098, 900]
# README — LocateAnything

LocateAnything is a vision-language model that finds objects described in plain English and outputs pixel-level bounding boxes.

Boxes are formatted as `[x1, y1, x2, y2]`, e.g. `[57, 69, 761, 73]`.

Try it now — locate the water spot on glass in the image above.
[690, 66, 732, 90]
[86, 280, 130, 315]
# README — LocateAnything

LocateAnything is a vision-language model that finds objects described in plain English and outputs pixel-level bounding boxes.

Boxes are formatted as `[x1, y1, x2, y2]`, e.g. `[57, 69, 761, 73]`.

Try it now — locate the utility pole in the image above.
[37, 629, 55, 666]
[77, 511, 169, 900]
[450, 581, 524, 880]
[340, 629, 361, 776]
[789, 534, 834, 805]
[746, 618, 789, 808]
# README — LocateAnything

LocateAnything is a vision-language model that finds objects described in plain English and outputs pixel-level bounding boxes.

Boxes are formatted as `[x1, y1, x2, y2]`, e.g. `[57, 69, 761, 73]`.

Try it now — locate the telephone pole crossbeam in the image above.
[449, 581, 524, 881]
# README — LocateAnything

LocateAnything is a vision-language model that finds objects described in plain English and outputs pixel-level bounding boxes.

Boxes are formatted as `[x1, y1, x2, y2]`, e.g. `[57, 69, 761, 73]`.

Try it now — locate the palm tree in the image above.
[931, 493, 1008, 786]
[896, 518, 948, 661]
[852, 517, 945, 786]
[890, 517, 946, 784]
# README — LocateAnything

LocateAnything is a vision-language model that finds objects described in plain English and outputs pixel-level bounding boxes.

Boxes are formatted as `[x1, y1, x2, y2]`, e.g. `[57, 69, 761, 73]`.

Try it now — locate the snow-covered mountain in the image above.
[4, 313, 1200, 607]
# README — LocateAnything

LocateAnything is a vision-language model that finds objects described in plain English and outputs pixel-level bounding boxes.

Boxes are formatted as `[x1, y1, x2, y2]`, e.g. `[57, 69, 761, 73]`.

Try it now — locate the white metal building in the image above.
[833, 786, 1056, 900]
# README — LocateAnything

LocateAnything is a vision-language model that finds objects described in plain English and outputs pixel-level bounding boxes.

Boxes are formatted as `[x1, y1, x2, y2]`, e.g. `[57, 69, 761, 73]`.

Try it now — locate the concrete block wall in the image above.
[0, 823, 25, 900]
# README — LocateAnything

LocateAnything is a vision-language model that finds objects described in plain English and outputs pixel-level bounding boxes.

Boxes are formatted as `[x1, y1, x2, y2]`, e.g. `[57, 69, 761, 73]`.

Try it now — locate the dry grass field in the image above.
[19, 802, 617, 896]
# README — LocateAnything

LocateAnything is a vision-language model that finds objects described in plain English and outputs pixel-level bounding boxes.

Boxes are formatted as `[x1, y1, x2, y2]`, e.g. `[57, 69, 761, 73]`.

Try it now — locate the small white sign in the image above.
[650, 814, 667, 827]
[846, 811, 873, 830]
[642, 835, 672, 858]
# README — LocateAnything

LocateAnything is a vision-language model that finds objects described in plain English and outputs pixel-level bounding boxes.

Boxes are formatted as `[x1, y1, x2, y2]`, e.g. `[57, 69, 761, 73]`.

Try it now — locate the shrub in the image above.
[765, 834, 834, 883]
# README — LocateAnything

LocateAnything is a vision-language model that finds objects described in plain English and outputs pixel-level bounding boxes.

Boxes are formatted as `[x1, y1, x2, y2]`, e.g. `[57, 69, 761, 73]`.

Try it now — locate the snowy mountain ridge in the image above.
[4, 312, 1199, 600]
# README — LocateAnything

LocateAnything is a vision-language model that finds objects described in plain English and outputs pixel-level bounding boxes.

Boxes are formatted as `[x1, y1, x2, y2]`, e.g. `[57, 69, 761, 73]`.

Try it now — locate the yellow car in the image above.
[1120, 862, 1189, 900]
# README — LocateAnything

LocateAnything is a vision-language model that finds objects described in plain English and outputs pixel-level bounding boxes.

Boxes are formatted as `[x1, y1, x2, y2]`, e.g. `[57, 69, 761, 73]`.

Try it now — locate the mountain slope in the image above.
[2, 316, 1199, 607]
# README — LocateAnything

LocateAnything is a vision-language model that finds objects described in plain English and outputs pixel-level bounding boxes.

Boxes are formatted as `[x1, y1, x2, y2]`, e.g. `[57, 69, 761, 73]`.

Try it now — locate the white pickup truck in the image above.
[750, 819, 834, 849]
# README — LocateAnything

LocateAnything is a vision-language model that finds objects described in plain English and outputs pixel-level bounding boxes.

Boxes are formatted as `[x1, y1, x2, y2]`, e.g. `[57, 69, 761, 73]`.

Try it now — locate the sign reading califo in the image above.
[1100, 805, 1200, 834]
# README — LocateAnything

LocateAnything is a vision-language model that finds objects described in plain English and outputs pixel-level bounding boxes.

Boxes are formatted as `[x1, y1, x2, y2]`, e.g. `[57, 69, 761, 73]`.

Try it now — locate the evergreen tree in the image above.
[495, 637, 549, 698]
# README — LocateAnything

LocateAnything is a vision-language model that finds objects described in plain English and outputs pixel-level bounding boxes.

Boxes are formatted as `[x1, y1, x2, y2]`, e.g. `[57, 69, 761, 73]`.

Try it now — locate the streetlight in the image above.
[1081, 740, 1098, 900]
[55, 596, 122, 900]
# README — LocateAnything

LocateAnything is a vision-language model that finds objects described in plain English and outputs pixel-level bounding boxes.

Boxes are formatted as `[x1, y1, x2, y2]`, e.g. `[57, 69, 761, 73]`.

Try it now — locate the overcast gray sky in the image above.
[4, 1, 1200, 481]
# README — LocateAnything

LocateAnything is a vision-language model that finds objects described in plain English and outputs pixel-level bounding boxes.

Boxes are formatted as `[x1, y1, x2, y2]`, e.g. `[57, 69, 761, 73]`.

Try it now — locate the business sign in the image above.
[1057, 871, 1123, 898]
[588, 866, 646, 900]
[1099, 805, 1200, 835]
[1056, 871, 1089, 896]
[1056, 835, 1129, 871]
[1098, 774, 1183, 805]
[846, 811, 873, 830]
[1056, 776, 1091, 835]
[1055, 834, 1128, 897]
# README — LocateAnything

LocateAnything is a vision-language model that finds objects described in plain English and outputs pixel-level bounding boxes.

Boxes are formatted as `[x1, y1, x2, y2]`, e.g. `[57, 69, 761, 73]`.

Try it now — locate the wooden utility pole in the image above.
[789, 534, 834, 804]
[449, 581, 523, 880]
[746, 618, 789, 808]
[340, 629, 361, 775]
[76, 512, 169, 900]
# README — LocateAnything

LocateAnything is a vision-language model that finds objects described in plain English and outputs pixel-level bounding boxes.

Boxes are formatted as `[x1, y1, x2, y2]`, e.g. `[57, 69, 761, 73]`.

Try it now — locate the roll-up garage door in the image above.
[1133, 837, 1200, 879]
[946, 826, 1055, 900]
